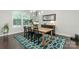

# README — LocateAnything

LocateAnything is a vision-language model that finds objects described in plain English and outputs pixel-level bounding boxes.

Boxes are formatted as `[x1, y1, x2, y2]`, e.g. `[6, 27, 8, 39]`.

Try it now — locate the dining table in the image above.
[33, 27, 54, 47]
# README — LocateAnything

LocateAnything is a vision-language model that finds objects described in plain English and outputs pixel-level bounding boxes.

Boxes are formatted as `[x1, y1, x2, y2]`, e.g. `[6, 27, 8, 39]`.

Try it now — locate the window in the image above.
[23, 13, 30, 26]
[12, 11, 22, 27]
[13, 15, 21, 25]
[12, 11, 31, 27]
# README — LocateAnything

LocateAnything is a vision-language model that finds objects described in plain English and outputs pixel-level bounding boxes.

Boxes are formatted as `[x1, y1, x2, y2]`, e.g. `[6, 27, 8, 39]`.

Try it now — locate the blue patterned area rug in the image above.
[47, 37, 66, 49]
[14, 35, 66, 49]
[15, 35, 43, 49]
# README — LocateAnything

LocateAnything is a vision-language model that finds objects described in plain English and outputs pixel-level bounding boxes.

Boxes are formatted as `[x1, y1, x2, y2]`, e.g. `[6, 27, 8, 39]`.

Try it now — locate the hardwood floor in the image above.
[0, 33, 23, 49]
[65, 40, 79, 49]
[0, 36, 8, 49]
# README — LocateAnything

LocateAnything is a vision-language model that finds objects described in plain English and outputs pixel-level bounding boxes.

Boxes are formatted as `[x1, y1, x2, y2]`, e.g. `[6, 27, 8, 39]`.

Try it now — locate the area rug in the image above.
[47, 37, 66, 49]
[14, 35, 66, 49]
[15, 35, 43, 49]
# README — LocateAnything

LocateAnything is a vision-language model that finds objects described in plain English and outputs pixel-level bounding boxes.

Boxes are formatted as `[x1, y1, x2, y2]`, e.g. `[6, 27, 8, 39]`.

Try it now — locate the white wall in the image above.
[0, 10, 30, 35]
[55, 10, 79, 37]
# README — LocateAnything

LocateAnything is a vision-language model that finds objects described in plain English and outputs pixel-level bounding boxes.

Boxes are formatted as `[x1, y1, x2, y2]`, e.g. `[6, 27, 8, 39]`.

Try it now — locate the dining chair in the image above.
[24, 26, 28, 38]
[28, 27, 34, 41]
[24, 26, 34, 40]
[33, 24, 42, 45]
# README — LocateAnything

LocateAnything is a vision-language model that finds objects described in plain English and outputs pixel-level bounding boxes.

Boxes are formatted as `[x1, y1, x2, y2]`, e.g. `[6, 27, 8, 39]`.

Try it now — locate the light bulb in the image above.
[40, 11, 43, 13]
[38, 11, 43, 15]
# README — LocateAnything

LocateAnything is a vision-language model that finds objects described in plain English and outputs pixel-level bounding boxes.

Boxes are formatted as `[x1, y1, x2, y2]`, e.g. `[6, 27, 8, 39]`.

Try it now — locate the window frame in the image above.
[12, 11, 31, 27]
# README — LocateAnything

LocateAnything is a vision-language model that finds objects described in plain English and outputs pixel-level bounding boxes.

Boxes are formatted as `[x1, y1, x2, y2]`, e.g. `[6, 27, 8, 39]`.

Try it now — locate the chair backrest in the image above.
[24, 26, 28, 32]
[24, 26, 32, 32]
[33, 25, 38, 30]
[28, 27, 32, 32]
[32, 21, 39, 30]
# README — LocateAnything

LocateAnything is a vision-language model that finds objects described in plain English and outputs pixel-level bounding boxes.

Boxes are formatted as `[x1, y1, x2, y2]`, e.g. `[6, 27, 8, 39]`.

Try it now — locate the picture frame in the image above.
[43, 14, 56, 21]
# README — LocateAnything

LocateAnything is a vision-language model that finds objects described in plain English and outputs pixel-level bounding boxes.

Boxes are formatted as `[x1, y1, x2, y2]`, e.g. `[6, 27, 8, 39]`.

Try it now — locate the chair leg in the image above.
[30, 32, 34, 41]
[27, 33, 30, 40]
[38, 38, 39, 45]
[34, 34, 36, 44]
[36, 35, 40, 45]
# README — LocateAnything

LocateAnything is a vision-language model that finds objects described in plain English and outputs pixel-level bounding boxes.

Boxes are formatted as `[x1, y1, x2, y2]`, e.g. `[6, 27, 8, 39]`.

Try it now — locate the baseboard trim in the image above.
[56, 33, 71, 38]
[0, 31, 23, 37]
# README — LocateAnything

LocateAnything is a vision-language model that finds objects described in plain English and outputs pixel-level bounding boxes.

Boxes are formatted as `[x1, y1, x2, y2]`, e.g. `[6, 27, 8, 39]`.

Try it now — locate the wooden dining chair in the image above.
[33, 24, 42, 45]
[24, 26, 34, 40]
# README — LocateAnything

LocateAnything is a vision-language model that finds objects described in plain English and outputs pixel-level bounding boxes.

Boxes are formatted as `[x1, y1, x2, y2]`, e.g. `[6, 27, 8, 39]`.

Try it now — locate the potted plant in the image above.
[2, 24, 9, 34]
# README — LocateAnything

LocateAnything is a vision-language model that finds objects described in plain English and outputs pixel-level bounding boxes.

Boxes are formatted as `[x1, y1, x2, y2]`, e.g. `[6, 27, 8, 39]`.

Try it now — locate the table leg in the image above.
[42, 32, 45, 47]
[51, 30, 53, 39]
